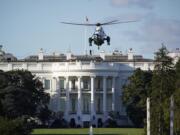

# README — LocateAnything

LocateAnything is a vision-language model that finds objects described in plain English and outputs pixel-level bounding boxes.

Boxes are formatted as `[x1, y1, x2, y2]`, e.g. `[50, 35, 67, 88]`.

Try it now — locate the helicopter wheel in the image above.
[107, 36, 110, 45]
[89, 37, 93, 46]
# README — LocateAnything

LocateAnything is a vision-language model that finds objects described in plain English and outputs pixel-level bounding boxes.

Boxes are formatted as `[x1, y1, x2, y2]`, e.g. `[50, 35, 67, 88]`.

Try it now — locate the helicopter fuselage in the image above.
[89, 26, 110, 49]
[93, 34, 104, 45]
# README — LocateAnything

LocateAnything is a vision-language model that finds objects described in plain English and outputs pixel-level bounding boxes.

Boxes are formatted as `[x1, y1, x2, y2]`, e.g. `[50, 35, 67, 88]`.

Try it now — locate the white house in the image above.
[0, 46, 179, 127]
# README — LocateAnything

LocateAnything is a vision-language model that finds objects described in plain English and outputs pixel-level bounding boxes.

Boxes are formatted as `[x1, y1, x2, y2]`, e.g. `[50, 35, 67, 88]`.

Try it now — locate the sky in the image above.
[0, 0, 180, 58]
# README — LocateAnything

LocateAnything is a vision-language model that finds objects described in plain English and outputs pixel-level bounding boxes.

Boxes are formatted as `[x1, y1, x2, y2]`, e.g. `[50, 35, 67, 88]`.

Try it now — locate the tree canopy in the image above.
[150, 45, 176, 135]
[122, 68, 152, 127]
[174, 59, 180, 133]
[0, 70, 50, 119]
[122, 45, 180, 134]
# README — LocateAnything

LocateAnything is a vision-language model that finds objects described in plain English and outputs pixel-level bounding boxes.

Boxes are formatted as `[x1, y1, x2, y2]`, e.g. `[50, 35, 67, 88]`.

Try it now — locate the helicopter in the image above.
[61, 19, 137, 49]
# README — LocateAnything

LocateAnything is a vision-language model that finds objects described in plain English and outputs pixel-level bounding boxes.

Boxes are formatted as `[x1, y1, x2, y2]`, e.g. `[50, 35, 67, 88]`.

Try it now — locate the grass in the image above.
[32, 128, 144, 135]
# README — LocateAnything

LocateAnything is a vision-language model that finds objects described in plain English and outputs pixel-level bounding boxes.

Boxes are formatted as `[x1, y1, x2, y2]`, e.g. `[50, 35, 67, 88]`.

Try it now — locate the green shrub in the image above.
[0, 117, 32, 135]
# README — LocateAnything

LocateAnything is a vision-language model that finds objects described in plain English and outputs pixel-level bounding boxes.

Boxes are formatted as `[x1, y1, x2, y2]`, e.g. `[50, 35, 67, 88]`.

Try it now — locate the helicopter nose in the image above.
[96, 27, 101, 31]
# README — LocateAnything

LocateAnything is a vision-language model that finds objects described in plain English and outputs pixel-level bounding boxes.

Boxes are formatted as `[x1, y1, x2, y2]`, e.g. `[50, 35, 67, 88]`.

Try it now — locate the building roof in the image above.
[0, 47, 154, 63]
[18, 53, 153, 62]
[103, 54, 153, 62]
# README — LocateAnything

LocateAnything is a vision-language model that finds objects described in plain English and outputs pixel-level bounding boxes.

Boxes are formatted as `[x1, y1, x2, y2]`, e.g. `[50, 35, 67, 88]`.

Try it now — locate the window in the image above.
[83, 96, 90, 113]
[96, 78, 102, 90]
[71, 98, 76, 113]
[60, 79, 64, 89]
[44, 79, 50, 90]
[97, 79, 101, 89]
[72, 79, 76, 89]
[97, 97, 101, 113]
[107, 96, 112, 112]
[59, 97, 66, 112]
[107, 78, 112, 90]
[83, 79, 89, 90]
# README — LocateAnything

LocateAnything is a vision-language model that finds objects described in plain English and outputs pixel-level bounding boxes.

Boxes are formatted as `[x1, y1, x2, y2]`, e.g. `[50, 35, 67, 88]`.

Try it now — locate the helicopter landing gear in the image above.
[106, 36, 110, 45]
[89, 37, 93, 46]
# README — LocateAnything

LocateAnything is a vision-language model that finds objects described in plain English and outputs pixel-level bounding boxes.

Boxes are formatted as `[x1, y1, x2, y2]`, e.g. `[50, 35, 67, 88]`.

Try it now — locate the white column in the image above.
[65, 76, 70, 120]
[56, 77, 60, 111]
[147, 98, 150, 135]
[8, 63, 12, 70]
[112, 77, 115, 111]
[22, 63, 27, 70]
[52, 77, 57, 92]
[56, 77, 60, 92]
[170, 95, 174, 135]
[52, 77, 55, 91]
[52, 77, 58, 112]
[103, 76, 107, 120]
[77, 76, 82, 119]
[91, 76, 95, 118]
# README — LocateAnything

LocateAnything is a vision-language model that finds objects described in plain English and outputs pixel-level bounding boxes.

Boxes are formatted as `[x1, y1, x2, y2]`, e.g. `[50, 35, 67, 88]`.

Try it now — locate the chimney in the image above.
[38, 48, 44, 60]
[100, 51, 106, 60]
[128, 48, 134, 60]
[66, 51, 72, 60]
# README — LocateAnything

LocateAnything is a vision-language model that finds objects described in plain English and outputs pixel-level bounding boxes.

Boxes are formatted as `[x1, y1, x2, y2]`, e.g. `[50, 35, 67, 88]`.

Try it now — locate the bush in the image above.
[0, 117, 32, 135]
[50, 118, 68, 128]
[104, 111, 118, 127]
[104, 118, 117, 127]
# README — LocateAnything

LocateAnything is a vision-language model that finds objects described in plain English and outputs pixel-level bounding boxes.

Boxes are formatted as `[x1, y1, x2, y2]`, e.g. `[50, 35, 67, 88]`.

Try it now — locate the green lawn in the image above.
[32, 128, 144, 135]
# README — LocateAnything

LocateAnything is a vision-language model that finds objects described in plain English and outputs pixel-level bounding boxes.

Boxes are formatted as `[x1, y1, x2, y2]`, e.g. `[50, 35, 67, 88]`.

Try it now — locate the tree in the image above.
[174, 59, 180, 134]
[121, 45, 178, 133]
[0, 70, 50, 122]
[122, 68, 152, 127]
[106, 111, 118, 127]
[150, 45, 176, 135]
[37, 105, 51, 126]
[0, 117, 32, 135]
[0, 70, 9, 116]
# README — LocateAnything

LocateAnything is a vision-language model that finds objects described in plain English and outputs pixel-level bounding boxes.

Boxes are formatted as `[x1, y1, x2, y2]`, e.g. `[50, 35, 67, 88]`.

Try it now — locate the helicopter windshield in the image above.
[94, 26, 106, 38]
[95, 26, 102, 31]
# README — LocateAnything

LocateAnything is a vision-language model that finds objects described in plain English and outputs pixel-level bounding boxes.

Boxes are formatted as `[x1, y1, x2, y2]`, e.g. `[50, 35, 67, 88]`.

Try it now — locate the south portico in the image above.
[47, 70, 118, 127]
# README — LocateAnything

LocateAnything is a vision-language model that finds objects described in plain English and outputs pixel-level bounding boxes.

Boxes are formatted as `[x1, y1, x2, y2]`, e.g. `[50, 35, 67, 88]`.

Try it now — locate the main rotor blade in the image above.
[61, 22, 96, 26]
[101, 20, 139, 25]
[101, 20, 119, 25]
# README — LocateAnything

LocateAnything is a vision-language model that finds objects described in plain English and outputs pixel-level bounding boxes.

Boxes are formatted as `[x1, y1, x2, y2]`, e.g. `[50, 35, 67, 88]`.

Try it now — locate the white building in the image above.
[0, 46, 179, 127]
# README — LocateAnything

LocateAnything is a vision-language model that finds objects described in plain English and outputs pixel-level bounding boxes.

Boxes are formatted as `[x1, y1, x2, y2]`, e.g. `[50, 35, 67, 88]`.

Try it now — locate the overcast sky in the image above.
[0, 0, 180, 58]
